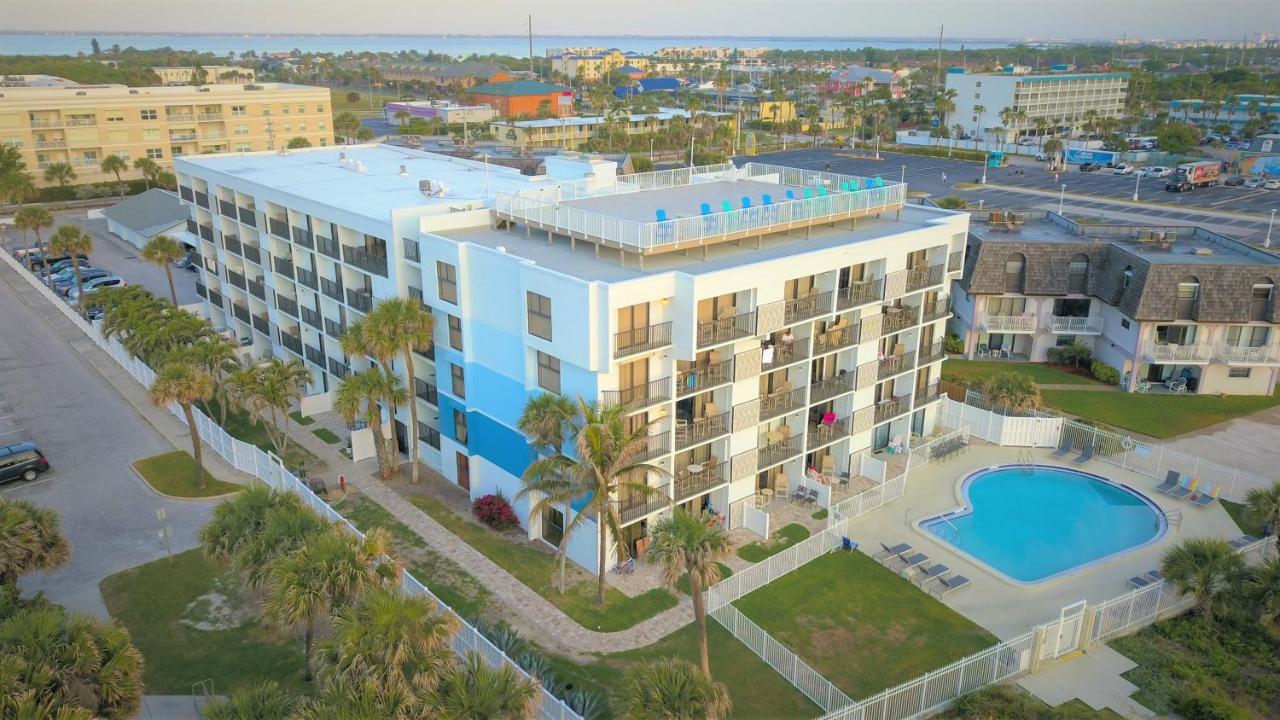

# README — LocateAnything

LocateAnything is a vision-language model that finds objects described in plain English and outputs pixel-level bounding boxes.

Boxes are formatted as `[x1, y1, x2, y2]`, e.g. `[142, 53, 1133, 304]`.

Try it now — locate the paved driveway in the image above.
[1, 259, 213, 618]
[1159, 404, 1280, 498]
[48, 209, 202, 306]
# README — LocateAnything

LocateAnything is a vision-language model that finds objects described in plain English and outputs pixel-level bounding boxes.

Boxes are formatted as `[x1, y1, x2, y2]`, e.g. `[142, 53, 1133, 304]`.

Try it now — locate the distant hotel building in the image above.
[945, 69, 1129, 144]
[384, 100, 496, 126]
[490, 107, 733, 149]
[1165, 95, 1280, 136]
[550, 50, 650, 82]
[152, 66, 256, 85]
[378, 62, 511, 89]
[175, 145, 964, 571]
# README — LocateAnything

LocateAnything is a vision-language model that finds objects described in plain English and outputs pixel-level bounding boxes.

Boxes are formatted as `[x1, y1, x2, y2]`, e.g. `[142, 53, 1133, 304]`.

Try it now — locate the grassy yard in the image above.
[330, 88, 398, 114]
[1222, 499, 1265, 538]
[675, 562, 733, 595]
[101, 549, 310, 696]
[205, 399, 324, 472]
[1040, 387, 1280, 439]
[737, 523, 811, 563]
[133, 451, 241, 498]
[408, 495, 678, 632]
[289, 411, 315, 426]
[312, 427, 343, 445]
[736, 551, 997, 699]
[942, 360, 1095, 386]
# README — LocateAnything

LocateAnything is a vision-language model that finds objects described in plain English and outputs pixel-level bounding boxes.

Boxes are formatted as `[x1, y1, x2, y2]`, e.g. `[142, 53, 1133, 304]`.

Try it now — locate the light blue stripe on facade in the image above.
[468, 410, 536, 480]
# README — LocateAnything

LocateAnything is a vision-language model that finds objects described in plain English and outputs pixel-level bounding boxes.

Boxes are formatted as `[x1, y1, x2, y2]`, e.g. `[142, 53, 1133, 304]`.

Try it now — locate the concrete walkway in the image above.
[1018, 646, 1159, 720]
[1159, 403, 1280, 499]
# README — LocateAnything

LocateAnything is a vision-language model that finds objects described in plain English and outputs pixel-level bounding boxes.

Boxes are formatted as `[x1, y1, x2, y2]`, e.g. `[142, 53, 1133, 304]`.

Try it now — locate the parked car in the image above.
[1112, 163, 1134, 175]
[22, 251, 87, 271]
[1223, 175, 1246, 186]
[48, 265, 97, 285]
[1078, 163, 1101, 172]
[1136, 166, 1171, 178]
[66, 275, 125, 300]
[1165, 180, 1194, 193]
[1035, 152, 1052, 162]
[0, 442, 50, 484]
[1245, 177, 1266, 188]
[1265, 179, 1280, 190]
[40, 257, 91, 277]
[54, 268, 111, 295]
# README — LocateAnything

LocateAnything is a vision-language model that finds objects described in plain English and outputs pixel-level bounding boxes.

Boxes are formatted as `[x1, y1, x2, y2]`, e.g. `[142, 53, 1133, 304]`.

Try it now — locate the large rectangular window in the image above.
[536, 351, 561, 393]
[437, 261, 458, 304]
[447, 315, 463, 351]
[451, 363, 465, 399]
[453, 409, 468, 444]
[527, 291, 552, 340]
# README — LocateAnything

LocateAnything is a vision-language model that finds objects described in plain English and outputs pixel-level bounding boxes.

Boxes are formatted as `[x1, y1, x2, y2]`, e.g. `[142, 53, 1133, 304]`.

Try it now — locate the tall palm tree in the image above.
[648, 508, 730, 678]
[623, 657, 732, 720]
[522, 398, 669, 607]
[263, 524, 393, 681]
[419, 652, 539, 720]
[14, 206, 53, 280]
[713, 70, 731, 112]
[100, 154, 128, 198]
[972, 104, 987, 149]
[187, 337, 239, 424]
[141, 234, 185, 305]
[316, 586, 457, 693]
[0, 168, 35, 208]
[1034, 117, 1050, 150]
[201, 681, 299, 720]
[132, 157, 160, 188]
[516, 392, 579, 592]
[1160, 538, 1246, 623]
[148, 361, 215, 489]
[367, 298, 434, 483]
[42, 162, 76, 189]
[48, 225, 93, 317]
[334, 367, 406, 479]
[1245, 481, 1280, 537]
[1247, 556, 1280, 630]
[243, 358, 312, 458]
[341, 316, 402, 468]
[200, 484, 325, 588]
[0, 499, 72, 585]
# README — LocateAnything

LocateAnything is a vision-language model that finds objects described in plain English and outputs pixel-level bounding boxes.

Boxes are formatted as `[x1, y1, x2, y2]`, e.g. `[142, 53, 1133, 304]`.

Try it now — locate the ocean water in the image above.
[0, 33, 1011, 58]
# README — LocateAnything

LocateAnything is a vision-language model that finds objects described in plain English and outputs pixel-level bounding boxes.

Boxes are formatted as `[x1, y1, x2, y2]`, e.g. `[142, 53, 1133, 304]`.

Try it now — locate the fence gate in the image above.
[1041, 600, 1087, 661]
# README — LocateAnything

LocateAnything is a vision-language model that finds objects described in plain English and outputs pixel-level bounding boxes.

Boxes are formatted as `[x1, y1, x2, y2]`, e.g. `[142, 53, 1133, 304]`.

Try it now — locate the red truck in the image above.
[1165, 161, 1221, 192]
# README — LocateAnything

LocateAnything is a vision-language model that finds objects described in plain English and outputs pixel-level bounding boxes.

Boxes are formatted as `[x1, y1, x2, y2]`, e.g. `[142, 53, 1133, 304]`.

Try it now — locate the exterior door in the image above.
[395, 420, 408, 455]
[911, 409, 925, 437]
[455, 452, 470, 491]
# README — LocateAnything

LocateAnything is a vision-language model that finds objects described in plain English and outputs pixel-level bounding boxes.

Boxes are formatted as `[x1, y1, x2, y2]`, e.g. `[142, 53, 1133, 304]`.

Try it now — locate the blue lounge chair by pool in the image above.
[1167, 476, 1194, 499]
[913, 564, 950, 586]
[1071, 442, 1094, 465]
[1050, 435, 1073, 458]
[700, 202, 712, 215]
[1145, 570, 1163, 583]
[895, 552, 929, 572]
[1229, 535, 1259, 549]
[785, 189, 795, 200]
[874, 542, 912, 561]
[803, 187, 813, 199]
[931, 575, 970, 596]
[1154, 470, 1180, 494]
[762, 194, 772, 205]
[655, 208, 667, 222]
[721, 200, 733, 212]
[1127, 575, 1153, 589]
[817, 186, 827, 197]
[741, 196, 751, 208]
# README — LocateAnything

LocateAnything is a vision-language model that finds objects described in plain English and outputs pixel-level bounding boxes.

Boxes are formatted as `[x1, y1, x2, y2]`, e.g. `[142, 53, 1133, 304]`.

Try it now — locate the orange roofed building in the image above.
[467, 80, 574, 118]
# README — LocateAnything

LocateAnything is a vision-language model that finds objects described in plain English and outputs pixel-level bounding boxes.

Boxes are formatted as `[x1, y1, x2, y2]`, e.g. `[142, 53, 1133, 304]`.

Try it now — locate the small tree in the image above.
[287, 136, 312, 149]
[132, 157, 160, 188]
[48, 225, 93, 318]
[980, 372, 1041, 415]
[43, 162, 76, 188]
[346, 91, 360, 104]
[0, 499, 71, 586]
[14, 206, 54, 281]
[623, 657, 731, 720]
[141, 234, 186, 305]
[1161, 538, 1246, 623]
[1245, 481, 1280, 537]
[648, 508, 730, 677]
[100, 154, 129, 198]
[148, 361, 215, 489]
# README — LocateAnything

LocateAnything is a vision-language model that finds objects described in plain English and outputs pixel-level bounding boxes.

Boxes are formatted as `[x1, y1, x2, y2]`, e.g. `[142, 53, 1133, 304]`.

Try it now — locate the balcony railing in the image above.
[616, 485, 672, 525]
[758, 434, 804, 469]
[242, 244, 261, 265]
[34, 140, 66, 149]
[761, 387, 806, 421]
[29, 119, 63, 128]
[218, 199, 236, 217]
[343, 246, 389, 277]
[276, 294, 299, 317]
[226, 269, 247, 290]
[197, 113, 224, 121]
[633, 432, 671, 463]
[231, 302, 250, 324]
[948, 250, 963, 273]
[807, 416, 852, 450]
[602, 377, 671, 413]
[404, 238, 421, 262]
[321, 276, 344, 301]
[208, 289, 224, 308]
[918, 341, 946, 366]
[300, 305, 323, 330]
[279, 332, 303, 357]
[296, 267, 318, 290]
[881, 307, 920, 336]
[677, 357, 733, 398]
[915, 382, 943, 406]
[346, 289, 373, 312]
[238, 206, 257, 227]
[305, 344, 325, 367]
[905, 263, 945, 292]
[1050, 315, 1103, 334]
[415, 378, 439, 405]
[1218, 344, 1280, 365]
[328, 357, 351, 378]
[165, 113, 195, 123]
[673, 462, 728, 503]
[784, 290, 834, 324]
[268, 217, 289, 239]
[274, 256, 294, 277]
[194, 282, 207, 299]
[169, 132, 197, 142]
[878, 351, 916, 378]
[615, 321, 673, 358]
[252, 313, 270, 335]
[921, 297, 950, 324]
[762, 336, 810, 371]
[418, 422, 441, 449]
[317, 236, 341, 259]
[291, 226, 314, 249]
[324, 317, 348, 339]
[696, 309, 755, 348]
[812, 324, 859, 355]
[1144, 342, 1213, 364]
[198, 225, 214, 242]
[66, 117, 97, 127]
[223, 234, 242, 256]
[981, 314, 1037, 333]
[836, 279, 884, 310]
[675, 410, 730, 451]
[874, 395, 911, 424]
[809, 373, 856, 403]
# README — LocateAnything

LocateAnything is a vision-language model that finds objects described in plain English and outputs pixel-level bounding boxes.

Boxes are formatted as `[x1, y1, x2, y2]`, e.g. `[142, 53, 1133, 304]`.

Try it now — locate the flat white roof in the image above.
[497, 107, 730, 129]
[176, 144, 545, 223]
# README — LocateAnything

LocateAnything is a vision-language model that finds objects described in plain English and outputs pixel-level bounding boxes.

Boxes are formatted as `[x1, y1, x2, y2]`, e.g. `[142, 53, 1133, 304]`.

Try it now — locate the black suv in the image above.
[0, 442, 50, 484]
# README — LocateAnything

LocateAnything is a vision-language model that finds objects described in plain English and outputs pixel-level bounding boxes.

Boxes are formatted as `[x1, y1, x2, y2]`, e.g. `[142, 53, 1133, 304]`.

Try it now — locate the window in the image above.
[451, 363, 465, 398]
[281, 123, 292, 132]
[527, 291, 552, 340]
[1068, 254, 1089, 294]
[141, 128, 160, 141]
[536, 351, 561, 393]
[319, 121, 326, 130]
[1229, 368, 1252, 378]
[105, 114, 124, 123]
[1251, 281, 1274, 321]
[1055, 334, 1077, 347]
[298, 123, 307, 132]
[297, 104, 305, 114]
[1226, 326, 1269, 348]
[140, 109, 157, 120]
[231, 105, 247, 116]
[235, 143, 251, 152]
[436, 261, 458, 304]
[146, 148, 163, 159]
[1176, 276, 1200, 320]
[1004, 253, 1026, 293]
[447, 314, 463, 350]
[233, 125, 249, 135]
[3, 137, 22, 148]
[1121, 318, 1131, 329]
[453, 409, 468, 443]
[319, 138, 327, 146]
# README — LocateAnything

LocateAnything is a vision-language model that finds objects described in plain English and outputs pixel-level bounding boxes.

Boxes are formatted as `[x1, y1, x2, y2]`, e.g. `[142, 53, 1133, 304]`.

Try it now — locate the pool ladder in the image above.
[1017, 449, 1034, 473]
[1166, 509, 1184, 531]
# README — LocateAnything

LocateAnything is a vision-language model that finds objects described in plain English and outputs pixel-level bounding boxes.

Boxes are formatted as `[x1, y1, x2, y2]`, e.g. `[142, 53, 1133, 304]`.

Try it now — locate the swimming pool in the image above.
[921, 465, 1167, 584]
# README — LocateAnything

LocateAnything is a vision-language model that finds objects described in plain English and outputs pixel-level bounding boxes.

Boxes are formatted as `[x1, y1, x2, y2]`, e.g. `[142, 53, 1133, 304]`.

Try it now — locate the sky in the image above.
[1, 0, 1275, 40]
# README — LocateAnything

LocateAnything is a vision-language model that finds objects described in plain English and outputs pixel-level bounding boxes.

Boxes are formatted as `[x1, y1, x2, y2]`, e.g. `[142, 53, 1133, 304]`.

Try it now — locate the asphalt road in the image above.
[1, 257, 212, 619]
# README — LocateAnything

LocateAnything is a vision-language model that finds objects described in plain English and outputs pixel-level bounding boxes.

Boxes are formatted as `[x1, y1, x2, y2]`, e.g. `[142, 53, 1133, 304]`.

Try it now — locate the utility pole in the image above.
[528, 15, 535, 76]
[936, 25, 944, 87]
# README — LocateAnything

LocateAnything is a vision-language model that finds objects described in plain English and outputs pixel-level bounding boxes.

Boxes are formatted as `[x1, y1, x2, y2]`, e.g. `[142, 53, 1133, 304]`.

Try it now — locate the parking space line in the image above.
[1, 475, 56, 495]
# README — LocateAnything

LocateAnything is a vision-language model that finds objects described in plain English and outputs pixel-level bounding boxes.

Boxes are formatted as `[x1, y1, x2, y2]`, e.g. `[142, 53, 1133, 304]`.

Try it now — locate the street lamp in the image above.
[900, 164, 906, 184]
[981, 153, 988, 185]
[1058, 184, 1067, 215]
[1132, 171, 1141, 202]
[1267, 209, 1276, 248]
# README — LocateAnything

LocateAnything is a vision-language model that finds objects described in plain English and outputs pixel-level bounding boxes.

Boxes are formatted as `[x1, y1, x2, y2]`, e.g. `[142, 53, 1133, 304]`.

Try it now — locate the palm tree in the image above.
[394, 109, 411, 127]
[201, 681, 299, 720]
[187, 337, 239, 424]
[200, 484, 326, 587]
[1247, 556, 1280, 629]
[366, 298, 434, 483]
[0, 499, 72, 585]
[522, 397, 669, 606]
[48, 225, 93, 318]
[263, 524, 393, 681]
[0, 168, 35, 208]
[100, 154, 128, 198]
[420, 652, 540, 720]
[623, 657, 732, 720]
[42, 162, 76, 189]
[981, 372, 1040, 414]
[713, 70, 731, 112]
[949, 123, 965, 157]
[292, 675, 417, 719]
[1244, 481, 1280, 536]
[132, 157, 161, 188]
[648, 508, 730, 678]
[1160, 538, 1246, 623]
[516, 392, 579, 592]
[141, 234, 186, 305]
[334, 367, 406, 479]
[341, 316, 402, 468]
[14, 206, 53, 280]
[241, 358, 312, 458]
[316, 586, 457, 693]
[148, 361, 215, 489]
[972, 104, 986, 149]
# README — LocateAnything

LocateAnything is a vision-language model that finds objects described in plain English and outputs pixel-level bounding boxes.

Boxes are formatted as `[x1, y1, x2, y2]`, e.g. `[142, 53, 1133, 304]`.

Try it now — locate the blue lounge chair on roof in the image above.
[785, 189, 795, 200]
[762, 194, 772, 205]
[655, 208, 667, 222]
[721, 199, 733, 212]
[741, 196, 751, 208]
[803, 188, 813, 199]
[874, 176, 884, 187]
[700, 202, 712, 215]
[819, 186, 828, 197]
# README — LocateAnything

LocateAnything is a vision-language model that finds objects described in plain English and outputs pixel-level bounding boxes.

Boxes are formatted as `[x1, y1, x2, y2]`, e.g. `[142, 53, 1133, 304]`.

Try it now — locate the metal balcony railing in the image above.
[165, 113, 195, 122]
[948, 250, 963, 273]
[905, 264, 945, 292]
[29, 119, 63, 128]
[198, 225, 214, 242]
[415, 378, 439, 405]
[328, 357, 351, 378]
[34, 140, 66, 149]
[279, 332, 303, 357]
[321, 276, 344, 301]
[185, 217, 197, 233]
[601, 377, 671, 413]
[874, 395, 911, 424]
[194, 282, 207, 299]
[617, 485, 672, 525]
[812, 324, 859, 355]
[231, 302, 250, 324]
[268, 217, 289, 239]
[784, 290, 834, 324]
[762, 336, 810, 371]
[418, 422, 440, 449]
[223, 234, 242, 256]
[300, 305, 322, 330]
[1143, 342, 1213, 364]
[249, 277, 267, 299]
[324, 317, 347, 339]
[317, 236, 341, 259]
[696, 309, 755, 348]
[197, 113, 224, 121]
[878, 351, 916, 378]
[193, 191, 209, 209]
[836, 279, 884, 310]
[615, 321, 674, 358]
[677, 357, 733, 398]
[225, 269, 246, 290]
[758, 434, 804, 469]
[305, 344, 325, 367]
[675, 411, 730, 451]
[673, 462, 728, 503]
[66, 117, 97, 127]
[809, 373, 855, 403]
[276, 294, 299, 317]
[881, 307, 920, 336]
[242, 244, 261, 265]
[761, 387, 806, 421]
[921, 297, 950, 324]
[918, 341, 946, 366]
[296, 267, 318, 290]
[169, 133, 197, 142]
[632, 431, 671, 462]
[218, 199, 236, 217]
[915, 383, 943, 406]
[252, 314, 269, 335]
[291, 226, 314, 249]
[238, 206, 257, 227]
[274, 256, 294, 277]
[981, 314, 1037, 333]
[346, 289, 373, 312]
[207, 289, 224, 308]
[807, 416, 851, 450]
[343, 246, 389, 276]
[1218, 344, 1280, 365]
[1050, 315, 1103, 334]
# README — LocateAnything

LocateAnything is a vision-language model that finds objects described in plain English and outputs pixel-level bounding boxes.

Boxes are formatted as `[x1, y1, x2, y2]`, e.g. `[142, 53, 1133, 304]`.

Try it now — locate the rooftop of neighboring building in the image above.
[0, 80, 326, 98]
[492, 107, 730, 129]
[467, 80, 571, 96]
[101, 188, 188, 237]
[946, 70, 1130, 82]
[0, 74, 86, 88]
[827, 65, 900, 84]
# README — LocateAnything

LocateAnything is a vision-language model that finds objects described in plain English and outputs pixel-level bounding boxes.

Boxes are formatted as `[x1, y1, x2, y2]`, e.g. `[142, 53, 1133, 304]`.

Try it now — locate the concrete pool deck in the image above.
[842, 443, 1244, 639]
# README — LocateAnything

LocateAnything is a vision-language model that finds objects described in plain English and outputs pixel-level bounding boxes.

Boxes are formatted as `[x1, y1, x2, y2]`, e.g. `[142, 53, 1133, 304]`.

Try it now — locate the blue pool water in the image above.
[921, 465, 1166, 584]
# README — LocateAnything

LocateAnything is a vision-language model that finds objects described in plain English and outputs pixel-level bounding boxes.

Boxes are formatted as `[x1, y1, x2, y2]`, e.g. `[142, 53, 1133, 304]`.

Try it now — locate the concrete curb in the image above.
[128, 463, 242, 503]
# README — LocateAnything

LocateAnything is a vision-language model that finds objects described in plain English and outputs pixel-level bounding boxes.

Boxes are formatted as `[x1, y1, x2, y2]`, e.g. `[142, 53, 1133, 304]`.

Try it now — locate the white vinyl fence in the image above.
[827, 472, 907, 524]
[743, 503, 770, 539]
[0, 251, 581, 720]
[940, 397, 1062, 448]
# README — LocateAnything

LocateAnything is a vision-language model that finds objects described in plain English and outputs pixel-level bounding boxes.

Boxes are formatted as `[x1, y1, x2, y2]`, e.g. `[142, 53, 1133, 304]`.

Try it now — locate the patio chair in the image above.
[913, 563, 951, 587]
[874, 542, 912, 561]
[1228, 535, 1260, 549]
[1167, 476, 1195, 500]
[1071, 442, 1094, 465]
[1127, 575, 1153, 589]
[1050, 435, 1074, 459]
[894, 552, 929, 573]
[1145, 570, 1163, 583]
[1154, 470, 1181, 494]
[930, 575, 971, 597]
[1189, 483, 1219, 508]
[977, 343, 991, 358]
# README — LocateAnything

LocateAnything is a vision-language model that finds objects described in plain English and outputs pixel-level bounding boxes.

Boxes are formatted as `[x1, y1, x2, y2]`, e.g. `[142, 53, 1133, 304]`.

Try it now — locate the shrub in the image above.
[952, 685, 1041, 719]
[935, 196, 968, 209]
[346, 91, 360, 103]
[471, 492, 519, 531]
[1173, 693, 1250, 720]
[945, 332, 965, 354]
[1090, 359, 1120, 385]
[1046, 342, 1091, 369]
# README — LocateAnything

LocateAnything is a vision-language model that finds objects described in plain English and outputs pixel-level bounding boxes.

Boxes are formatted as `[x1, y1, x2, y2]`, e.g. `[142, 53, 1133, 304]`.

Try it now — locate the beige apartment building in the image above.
[550, 50, 650, 82]
[152, 66, 257, 85]
[0, 77, 332, 186]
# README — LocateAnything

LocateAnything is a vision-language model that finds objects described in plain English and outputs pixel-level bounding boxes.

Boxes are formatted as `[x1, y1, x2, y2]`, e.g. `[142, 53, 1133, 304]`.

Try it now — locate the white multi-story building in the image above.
[175, 146, 967, 571]
[950, 210, 1280, 396]
[944, 70, 1130, 144]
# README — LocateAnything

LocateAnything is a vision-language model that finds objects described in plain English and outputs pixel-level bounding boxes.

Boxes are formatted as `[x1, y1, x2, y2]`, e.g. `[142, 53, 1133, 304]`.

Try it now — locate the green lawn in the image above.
[205, 399, 324, 472]
[737, 523, 811, 563]
[1222, 500, 1265, 538]
[289, 411, 315, 426]
[132, 451, 241, 498]
[942, 360, 1095, 386]
[312, 427, 343, 445]
[736, 551, 997, 699]
[676, 562, 733, 595]
[1040, 387, 1280, 439]
[330, 88, 399, 114]
[101, 549, 310, 696]
[408, 495, 678, 631]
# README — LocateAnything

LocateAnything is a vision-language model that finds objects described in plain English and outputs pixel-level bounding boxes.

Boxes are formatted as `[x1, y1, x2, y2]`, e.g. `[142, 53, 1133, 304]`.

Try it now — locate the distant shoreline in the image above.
[4, 32, 1025, 42]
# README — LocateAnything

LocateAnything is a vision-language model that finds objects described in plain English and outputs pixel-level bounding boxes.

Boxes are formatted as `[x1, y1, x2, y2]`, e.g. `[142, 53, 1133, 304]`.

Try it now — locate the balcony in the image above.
[761, 387, 806, 421]
[321, 276, 344, 301]
[878, 351, 916, 378]
[231, 302, 250, 324]
[1050, 315, 1103, 335]
[758, 434, 804, 469]
[616, 486, 672, 525]
[807, 416, 851, 450]
[677, 357, 733, 398]
[784, 290, 834, 325]
[194, 282, 207, 299]
[675, 410, 730, 451]
[246, 277, 265, 300]
[166, 113, 195, 123]
[915, 382, 943, 406]
[328, 357, 351, 378]
[218, 199, 236, 217]
[198, 225, 214, 242]
[981, 314, 1037, 333]
[277, 294, 299, 317]
[268, 217, 289, 239]
[696, 309, 755, 348]
[324, 317, 348, 339]
[66, 117, 97, 127]
[418, 422, 440, 449]
[197, 113, 225, 121]
[762, 336, 810, 371]
[921, 297, 950, 324]
[404, 238, 421, 263]
[223, 234, 242, 256]
[615, 321, 673, 358]
[602, 377, 671, 413]
[1218, 344, 1280, 366]
[633, 432, 671, 463]
[1144, 342, 1213, 365]
[905, 263, 945, 293]
[34, 140, 66, 149]
[169, 133, 197, 142]
[812, 323, 859, 355]
[836, 279, 883, 310]
[280, 332, 303, 357]
[305, 344, 325, 367]
[29, 119, 63, 129]
[343, 246, 389, 277]
[252, 313, 270, 335]
[223, 270, 245, 291]
[673, 462, 728, 504]
[809, 373, 855, 403]
[273, 256, 295, 278]
[291, 226, 314, 250]
[300, 305, 323, 330]
[208, 289, 224, 308]
[415, 378, 439, 405]
[948, 250, 963, 273]
[318, 236, 341, 259]
[238, 206, 257, 227]
[874, 395, 911, 424]
[346, 288, 373, 312]
[918, 341, 946, 366]
[881, 307, 919, 336]
[296, 267, 319, 290]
